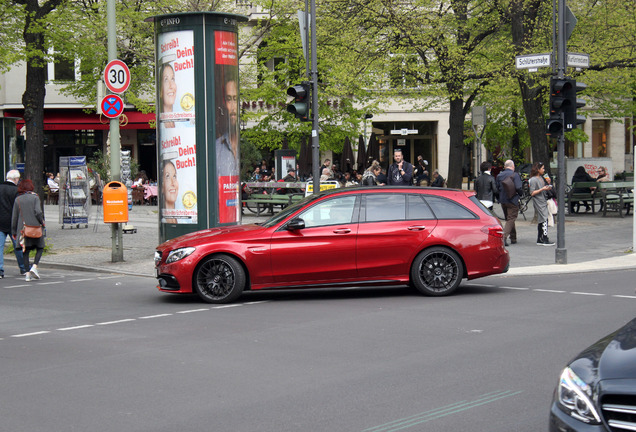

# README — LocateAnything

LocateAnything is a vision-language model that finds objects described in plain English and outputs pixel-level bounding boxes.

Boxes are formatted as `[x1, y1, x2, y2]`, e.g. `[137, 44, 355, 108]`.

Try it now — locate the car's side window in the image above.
[407, 194, 435, 219]
[424, 195, 476, 219]
[364, 194, 406, 222]
[298, 195, 357, 228]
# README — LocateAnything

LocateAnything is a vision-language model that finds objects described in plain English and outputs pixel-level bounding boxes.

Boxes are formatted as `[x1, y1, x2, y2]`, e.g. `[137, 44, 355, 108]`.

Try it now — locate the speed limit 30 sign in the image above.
[103, 59, 131, 94]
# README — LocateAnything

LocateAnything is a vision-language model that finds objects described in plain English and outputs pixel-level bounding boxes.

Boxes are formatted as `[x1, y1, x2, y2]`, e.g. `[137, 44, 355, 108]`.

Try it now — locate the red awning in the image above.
[4, 109, 155, 131]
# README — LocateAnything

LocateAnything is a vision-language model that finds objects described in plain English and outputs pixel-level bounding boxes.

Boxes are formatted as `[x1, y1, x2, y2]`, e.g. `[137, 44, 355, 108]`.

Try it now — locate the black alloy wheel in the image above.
[411, 247, 463, 296]
[194, 255, 246, 303]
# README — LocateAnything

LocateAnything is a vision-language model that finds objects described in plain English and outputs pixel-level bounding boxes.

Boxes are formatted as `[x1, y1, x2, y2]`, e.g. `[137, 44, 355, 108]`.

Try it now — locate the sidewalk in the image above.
[4, 203, 635, 278]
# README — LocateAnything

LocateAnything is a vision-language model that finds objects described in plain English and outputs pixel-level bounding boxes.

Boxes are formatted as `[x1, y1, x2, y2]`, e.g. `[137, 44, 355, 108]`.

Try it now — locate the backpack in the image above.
[501, 175, 517, 199]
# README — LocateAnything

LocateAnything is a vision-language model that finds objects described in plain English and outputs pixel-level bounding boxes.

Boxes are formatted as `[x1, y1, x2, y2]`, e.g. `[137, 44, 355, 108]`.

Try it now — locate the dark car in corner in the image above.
[549, 317, 636, 432]
[155, 186, 509, 303]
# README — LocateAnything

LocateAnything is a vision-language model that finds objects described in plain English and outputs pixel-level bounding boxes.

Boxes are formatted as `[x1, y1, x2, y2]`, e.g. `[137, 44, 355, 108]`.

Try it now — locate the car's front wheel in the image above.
[194, 254, 245, 304]
[411, 247, 463, 296]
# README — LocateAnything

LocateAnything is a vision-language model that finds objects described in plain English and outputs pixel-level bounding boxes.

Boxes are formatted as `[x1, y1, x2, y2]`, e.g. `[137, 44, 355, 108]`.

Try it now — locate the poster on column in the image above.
[215, 30, 240, 224]
[157, 30, 197, 224]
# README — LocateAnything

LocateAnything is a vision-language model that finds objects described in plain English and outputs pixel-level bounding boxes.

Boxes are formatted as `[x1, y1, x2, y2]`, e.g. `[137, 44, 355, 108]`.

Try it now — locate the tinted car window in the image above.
[365, 194, 406, 222]
[424, 195, 476, 219]
[298, 195, 357, 228]
[407, 194, 435, 219]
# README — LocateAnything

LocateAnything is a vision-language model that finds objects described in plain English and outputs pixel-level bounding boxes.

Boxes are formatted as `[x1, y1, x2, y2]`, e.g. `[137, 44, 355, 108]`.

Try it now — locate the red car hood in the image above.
[157, 224, 268, 251]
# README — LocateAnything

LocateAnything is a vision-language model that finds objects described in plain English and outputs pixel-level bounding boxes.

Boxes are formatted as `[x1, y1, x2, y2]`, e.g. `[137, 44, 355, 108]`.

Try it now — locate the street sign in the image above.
[515, 53, 551, 70]
[567, 52, 590, 69]
[101, 94, 125, 118]
[390, 129, 418, 135]
[103, 59, 131, 94]
[472, 106, 487, 126]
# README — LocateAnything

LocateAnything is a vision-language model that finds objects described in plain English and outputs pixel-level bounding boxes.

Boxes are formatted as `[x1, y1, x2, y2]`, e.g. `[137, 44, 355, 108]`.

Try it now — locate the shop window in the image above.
[592, 120, 609, 157]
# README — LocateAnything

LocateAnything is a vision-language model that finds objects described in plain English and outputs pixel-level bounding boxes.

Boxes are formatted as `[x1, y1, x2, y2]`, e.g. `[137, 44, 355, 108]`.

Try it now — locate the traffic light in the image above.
[286, 82, 311, 121]
[564, 80, 587, 130]
[546, 78, 574, 136]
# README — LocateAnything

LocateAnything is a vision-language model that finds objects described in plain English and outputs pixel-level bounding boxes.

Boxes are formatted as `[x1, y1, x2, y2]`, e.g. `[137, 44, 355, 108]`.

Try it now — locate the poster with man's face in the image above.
[215, 30, 240, 224]
[157, 30, 197, 224]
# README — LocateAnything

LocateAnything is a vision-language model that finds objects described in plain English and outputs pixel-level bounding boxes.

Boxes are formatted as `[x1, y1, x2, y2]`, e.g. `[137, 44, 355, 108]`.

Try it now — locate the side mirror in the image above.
[286, 218, 305, 231]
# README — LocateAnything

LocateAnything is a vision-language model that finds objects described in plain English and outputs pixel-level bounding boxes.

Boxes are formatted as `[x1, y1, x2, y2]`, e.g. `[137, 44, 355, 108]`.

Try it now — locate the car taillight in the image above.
[481, 225, 503, 238]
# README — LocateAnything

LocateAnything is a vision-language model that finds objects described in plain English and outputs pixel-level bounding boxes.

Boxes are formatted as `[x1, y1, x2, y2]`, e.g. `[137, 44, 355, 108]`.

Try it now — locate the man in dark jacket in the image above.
[387, 148, 413, 186]
[475, 161, 499, 210]
[496, 160, 523, 246]
[0, 170, 26, 277]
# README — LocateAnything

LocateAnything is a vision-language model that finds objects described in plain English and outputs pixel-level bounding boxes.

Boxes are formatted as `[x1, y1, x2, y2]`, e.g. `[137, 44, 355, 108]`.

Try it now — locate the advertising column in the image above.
[150, 12, 247, 243]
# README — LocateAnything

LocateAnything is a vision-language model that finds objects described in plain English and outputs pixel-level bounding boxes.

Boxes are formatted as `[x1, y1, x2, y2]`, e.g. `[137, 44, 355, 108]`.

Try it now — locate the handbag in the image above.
[22, 224, 43, 238]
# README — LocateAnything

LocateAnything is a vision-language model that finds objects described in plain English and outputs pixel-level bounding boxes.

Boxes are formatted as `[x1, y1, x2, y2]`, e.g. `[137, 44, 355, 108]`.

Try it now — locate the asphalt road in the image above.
[1, 269, 635, 432]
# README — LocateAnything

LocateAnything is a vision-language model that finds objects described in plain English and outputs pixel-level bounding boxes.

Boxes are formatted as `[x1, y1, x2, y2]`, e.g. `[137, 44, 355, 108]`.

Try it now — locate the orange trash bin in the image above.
[103, 181, 129, 223]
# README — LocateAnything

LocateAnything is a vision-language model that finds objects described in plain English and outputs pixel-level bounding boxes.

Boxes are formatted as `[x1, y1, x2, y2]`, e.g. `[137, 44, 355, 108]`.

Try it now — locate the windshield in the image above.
[261, 194, 323, 228]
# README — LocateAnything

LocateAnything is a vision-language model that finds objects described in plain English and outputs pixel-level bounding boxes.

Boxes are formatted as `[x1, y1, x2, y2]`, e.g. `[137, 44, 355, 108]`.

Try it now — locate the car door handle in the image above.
[333, 229, 351, 234]
[407, 226, 427, 231]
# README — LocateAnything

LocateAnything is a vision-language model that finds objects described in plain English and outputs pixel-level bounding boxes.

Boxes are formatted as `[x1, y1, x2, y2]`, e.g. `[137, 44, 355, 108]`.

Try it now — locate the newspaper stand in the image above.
[59, 156, 91, 229]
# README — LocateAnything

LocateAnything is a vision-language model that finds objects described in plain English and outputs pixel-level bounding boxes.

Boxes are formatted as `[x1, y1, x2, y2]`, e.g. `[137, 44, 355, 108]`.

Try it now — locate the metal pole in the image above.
[555, 0, 567, 264]
[310, 0, 320, 194]
[305, 0, 310, 80]
[107, 0, 123, 262]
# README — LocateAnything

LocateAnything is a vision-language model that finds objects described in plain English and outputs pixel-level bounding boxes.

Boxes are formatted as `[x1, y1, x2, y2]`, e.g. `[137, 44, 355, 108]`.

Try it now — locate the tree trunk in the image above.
[510, 0, 551, 172]
[520, 78, 552, 173]
[21, 2, 48, 203]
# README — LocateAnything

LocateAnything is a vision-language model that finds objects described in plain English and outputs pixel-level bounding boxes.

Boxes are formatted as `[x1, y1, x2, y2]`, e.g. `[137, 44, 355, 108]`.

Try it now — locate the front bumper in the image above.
[549, 402, 607, 432]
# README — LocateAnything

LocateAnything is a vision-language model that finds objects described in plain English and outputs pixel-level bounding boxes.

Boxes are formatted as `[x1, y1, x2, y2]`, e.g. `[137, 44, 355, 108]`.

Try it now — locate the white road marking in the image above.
[58, 324, 95, 331]
[96, 319, 136, 326]
[499, 286, 529, 291]
[212, 304, 243, 309]
[534, 289, 566, 293]
[571, 292, 605, 296]
[177, 309, 209, 314]
[11, 331, 50, 338]
[139, 314, 173, 319]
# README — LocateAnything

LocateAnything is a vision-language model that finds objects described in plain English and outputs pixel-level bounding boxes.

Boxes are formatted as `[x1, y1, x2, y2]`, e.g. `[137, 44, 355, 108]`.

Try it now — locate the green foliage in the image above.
[87, 149, 139, 183]
[239, 138, 265, 180]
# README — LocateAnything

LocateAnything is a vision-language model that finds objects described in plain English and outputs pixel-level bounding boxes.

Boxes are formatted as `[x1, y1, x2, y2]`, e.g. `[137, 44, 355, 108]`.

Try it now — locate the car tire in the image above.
[410, 247, 463, 296]
[194, 254, 246, 304]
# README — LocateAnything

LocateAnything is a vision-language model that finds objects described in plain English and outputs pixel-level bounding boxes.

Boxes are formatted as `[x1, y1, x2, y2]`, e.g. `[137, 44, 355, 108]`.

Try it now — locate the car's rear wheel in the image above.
[194, 255, 245, 304]
[411, 247, 463, 296]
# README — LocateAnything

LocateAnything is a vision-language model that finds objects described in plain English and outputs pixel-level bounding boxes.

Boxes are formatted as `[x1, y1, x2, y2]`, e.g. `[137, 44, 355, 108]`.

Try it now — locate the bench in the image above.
[597, 181, 634, 217]
[566, 181, 599, 214]
[242, 193, 304, 216]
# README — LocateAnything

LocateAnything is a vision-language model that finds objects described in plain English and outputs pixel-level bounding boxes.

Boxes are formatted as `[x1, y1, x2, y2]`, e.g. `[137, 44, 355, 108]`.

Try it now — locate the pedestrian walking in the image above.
[0, 170, 26, 277]
[529, 162, 555, 246]
[361, 161, 382, 186]
[387, 148, 413, 186]
[496, 159, 523, 246]
[474, 161, 498, 210]
[12, 179, 45, 281]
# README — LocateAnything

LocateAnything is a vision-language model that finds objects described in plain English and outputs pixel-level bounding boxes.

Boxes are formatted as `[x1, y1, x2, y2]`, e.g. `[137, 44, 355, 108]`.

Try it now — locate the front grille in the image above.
[602, 395, 636, 432]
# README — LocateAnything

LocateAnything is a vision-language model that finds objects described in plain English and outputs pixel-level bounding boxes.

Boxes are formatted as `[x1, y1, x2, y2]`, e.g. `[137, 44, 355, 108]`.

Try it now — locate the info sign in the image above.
[103, 59, 131, 94]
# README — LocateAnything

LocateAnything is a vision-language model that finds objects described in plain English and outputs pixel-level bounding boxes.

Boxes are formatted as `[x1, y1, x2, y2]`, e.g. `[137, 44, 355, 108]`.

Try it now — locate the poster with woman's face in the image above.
[157, 30, 197, 224]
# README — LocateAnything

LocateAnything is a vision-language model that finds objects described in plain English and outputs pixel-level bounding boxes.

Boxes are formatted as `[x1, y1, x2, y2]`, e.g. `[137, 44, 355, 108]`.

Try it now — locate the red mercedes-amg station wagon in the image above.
[155, 187, 509, 303]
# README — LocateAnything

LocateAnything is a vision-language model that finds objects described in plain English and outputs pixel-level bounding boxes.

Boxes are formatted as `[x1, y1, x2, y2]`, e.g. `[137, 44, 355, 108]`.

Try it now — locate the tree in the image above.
[9, 0, 65, 201]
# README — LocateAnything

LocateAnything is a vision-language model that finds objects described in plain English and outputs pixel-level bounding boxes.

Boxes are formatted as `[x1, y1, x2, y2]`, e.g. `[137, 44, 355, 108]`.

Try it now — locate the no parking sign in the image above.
[101, 94, 125, 118]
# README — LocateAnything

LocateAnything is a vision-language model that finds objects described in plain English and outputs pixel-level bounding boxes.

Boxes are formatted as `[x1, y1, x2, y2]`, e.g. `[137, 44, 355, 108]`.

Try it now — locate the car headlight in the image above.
[165, 247, 196, 264]
[556, 367, 601, 424]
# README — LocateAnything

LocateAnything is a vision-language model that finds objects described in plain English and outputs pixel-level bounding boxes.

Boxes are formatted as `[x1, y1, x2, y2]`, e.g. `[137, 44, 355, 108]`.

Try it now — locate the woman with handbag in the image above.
[11, 179, 45, 281]
[529, 162, 555, 246]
